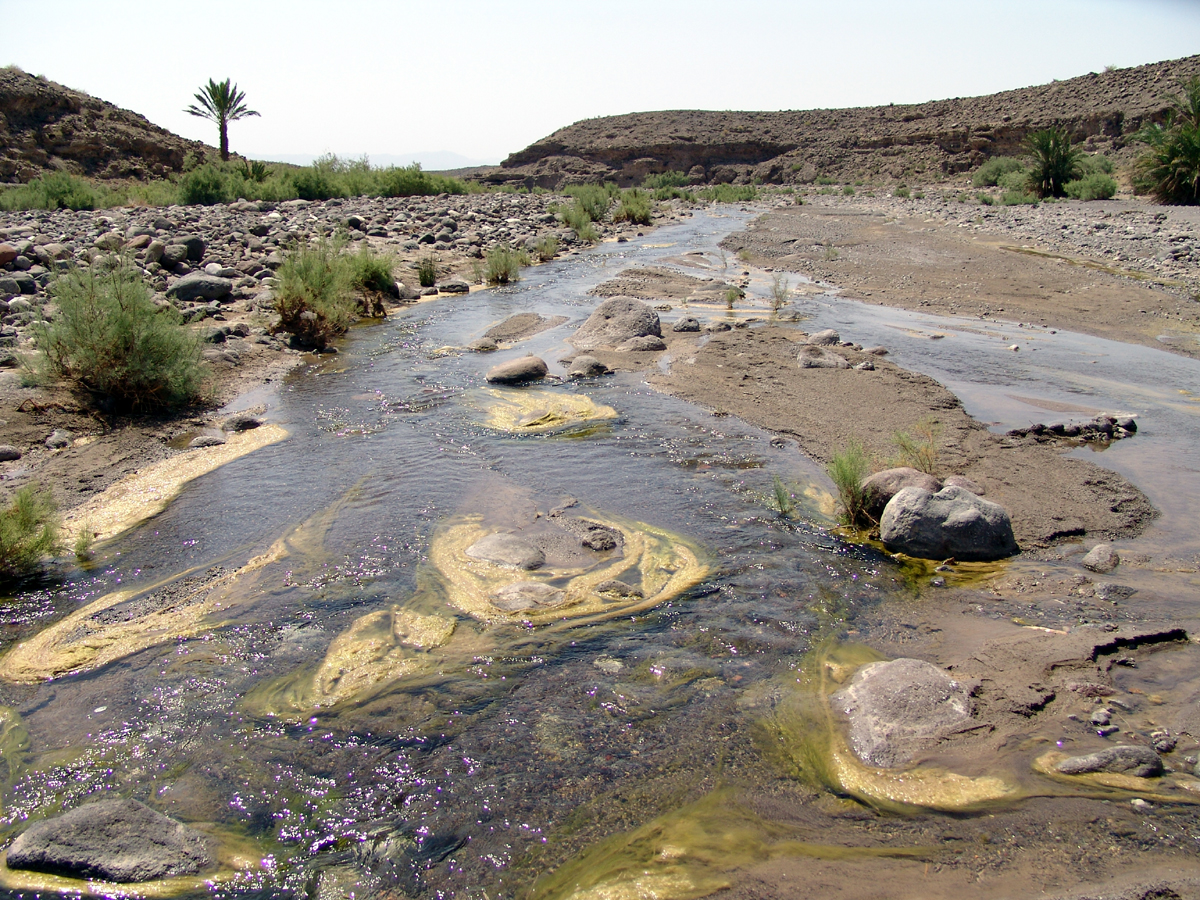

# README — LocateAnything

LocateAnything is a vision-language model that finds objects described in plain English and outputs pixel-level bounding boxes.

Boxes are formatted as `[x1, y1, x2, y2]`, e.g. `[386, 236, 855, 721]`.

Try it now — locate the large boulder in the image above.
[6, 799, 215, 883]
[166, 273, 233, 303]
[860, 467, 941, 522]
[807, 329, 841, 346]
[570, 297, 661, 351]
[880, 485, 1018, 561]
[832, 658, 976, 768]
[484, 355, 548, 384]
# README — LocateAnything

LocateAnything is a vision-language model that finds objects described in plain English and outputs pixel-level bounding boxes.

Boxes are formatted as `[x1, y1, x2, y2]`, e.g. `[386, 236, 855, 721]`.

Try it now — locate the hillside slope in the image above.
[0, 66, 211, 183]
[488, 55, 1200, 189]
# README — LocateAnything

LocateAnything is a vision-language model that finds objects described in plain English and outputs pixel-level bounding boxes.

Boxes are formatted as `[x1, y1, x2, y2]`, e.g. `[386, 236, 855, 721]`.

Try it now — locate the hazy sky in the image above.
[8, 0, 1200, 167]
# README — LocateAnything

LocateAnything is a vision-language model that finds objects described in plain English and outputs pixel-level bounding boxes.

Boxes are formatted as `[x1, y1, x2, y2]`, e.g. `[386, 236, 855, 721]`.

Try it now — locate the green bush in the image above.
[698, 184, 758, 203]
[976, 192, 996, 205]
[534, 234, 559, 261]
[1134, 75, 1200, 205]
[815, 176, 837, 185]
[1024, 127, 1081, 198]
[0, 172, 103, 211]
[417, 255, 438, 288]
[971, 156, 1025, 187]
[347, 244, 396, 293]
[642, 171, 689, 189]
[1000, 190, 1039, 206]
[291, 166, 340, 201]
[1065, 173, 1118, 200]
[179, 164, 231, 205]
[0, 485, 61, 576]
[996, 169, 1029, 193]
[827, 442, 872, 528]
[484, 244, 531, 284]
[613, 188, 652, 225]
[1077, 154, 1114, 176]
[891, 419, 940, 475]
[274, 240, 358, 348]
[893, 185, 911, 198]
[563, 183, 616, 222]
[34, 263, 205, 410]
[652, 186, 694, 201]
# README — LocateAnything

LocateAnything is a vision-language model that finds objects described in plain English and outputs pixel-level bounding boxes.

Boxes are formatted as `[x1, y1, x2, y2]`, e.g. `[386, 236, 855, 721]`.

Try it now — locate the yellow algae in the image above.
[0, 541, 286, 684]
[471, 388, 618, 436]
[827, 739, 1013, 810]
[1032, 751, 1200, 803]
[430, 512, 710, 626]
[532, 789, 930, 900]
[0, 705, 29, 785]
[62, 424, 288, 546]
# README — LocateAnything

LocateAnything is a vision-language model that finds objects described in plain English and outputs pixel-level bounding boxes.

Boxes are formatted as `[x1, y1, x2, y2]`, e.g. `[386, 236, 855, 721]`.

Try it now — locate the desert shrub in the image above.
[815, 175, 837, 185]
[996, 169, 1029, 193]
[575, 220, 599, 243]
[1065, 173, 1118, 200]
[1133, 75, 1200, 205]
[652, 186, 694, 201]
[0, 172, 103, 211]
[291, 165, 340, 201]
[698, 184, 758, 202]
[347, 244, 396, 293]
[971, 156, 1025, 188]
[1077, 154, 1114, 176]
[534, 234, 559, 261]
[34, 263, 205, 410]
[891, 418, 941, 475]
[416, 255, 438, 288]
[827, 441, 872, 528]
[642, 171, 689, 189]
[1024, 127, 1081, 198]
[770, 271, 791, 311]
[1000, 190, 1039, 206]
[893, 185, 911, 198]
[976, 192, 996, 205]
[612, 188, 652, 225]
[274, 240, 358, 348]
[563, 183, 616, 222]
[0, 485, 61, 576]
[179, 164, 231, 205]
[842, 185, 855, 196]
[241, 160, 271, 182]
[484, 244, 531, 284]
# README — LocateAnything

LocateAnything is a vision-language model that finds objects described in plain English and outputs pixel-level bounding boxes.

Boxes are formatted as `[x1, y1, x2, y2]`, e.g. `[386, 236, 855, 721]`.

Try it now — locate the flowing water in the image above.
[1, 208, 1199, 899]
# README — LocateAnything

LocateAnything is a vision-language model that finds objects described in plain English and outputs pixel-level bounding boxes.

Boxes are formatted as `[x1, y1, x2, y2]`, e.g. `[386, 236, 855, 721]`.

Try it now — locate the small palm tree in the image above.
[1024, 127, 1081, 198]
[185, 78, 259, 161]
[1134, 76, 1200, 205]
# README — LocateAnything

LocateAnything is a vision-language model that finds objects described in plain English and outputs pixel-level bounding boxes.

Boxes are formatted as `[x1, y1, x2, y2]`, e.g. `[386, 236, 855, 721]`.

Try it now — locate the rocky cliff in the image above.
[0, 66, 211, 183]
[488, 54, 1200, 189]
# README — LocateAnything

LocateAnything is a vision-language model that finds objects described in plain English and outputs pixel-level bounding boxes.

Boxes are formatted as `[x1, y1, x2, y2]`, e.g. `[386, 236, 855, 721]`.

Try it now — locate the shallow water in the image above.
[0, 208, 1196, 898]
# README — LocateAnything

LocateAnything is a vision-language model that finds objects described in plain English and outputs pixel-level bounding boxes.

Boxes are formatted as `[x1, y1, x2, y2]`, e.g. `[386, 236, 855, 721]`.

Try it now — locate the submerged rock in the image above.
[490, 581, 566, 611]
[1081, 543, 1120, 574]
[832, 657, 976, 768]
[880, 484, 1018, 562]
[566, 355, 610, 378]
[6, 799, 215, 883]
[571, 297, 662, 351]
[465, 532, 545, 570]
[1056, 745, 1163, 778]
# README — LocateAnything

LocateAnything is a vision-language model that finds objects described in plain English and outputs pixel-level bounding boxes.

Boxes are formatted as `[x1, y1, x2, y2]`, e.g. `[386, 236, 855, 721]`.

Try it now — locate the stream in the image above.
[0, 207, 1198, 898]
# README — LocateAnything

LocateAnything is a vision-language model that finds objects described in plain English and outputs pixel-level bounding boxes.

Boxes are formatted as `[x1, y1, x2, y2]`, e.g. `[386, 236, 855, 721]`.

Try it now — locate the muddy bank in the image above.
[725, 195, 1200, 360]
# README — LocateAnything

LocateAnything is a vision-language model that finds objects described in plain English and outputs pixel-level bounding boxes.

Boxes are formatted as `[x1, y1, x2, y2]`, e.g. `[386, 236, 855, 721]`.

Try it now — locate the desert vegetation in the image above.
[0, 485, 61, 577]
[1134, 75, 1200, 204]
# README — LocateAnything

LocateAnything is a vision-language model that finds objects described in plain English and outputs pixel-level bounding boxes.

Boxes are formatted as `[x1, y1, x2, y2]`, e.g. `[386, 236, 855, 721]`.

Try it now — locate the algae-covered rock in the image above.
[472, 388, 618, 435]
[1056, 745, 1163, 778]
[432, 511, 709, 625]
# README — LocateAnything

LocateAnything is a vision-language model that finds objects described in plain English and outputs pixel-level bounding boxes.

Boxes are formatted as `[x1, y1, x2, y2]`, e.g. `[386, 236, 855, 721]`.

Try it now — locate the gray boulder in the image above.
[467, 337, 498, 352]
[167, 273, 233, 303]
[485, 355, 548, 384]
[860, 467, 941, 522]
[0, 445, 20, 461]
[178, 235, 206, 261]
[880, 485, 1018, 561]
[942, 474, 985, 496]
[798, 345, 850, 369]
[45, 429, 73, 449]
[437, 279, 471, 294]
[160, 244, 189, 268]
[1056, 745, 1163, 778]
[221, 412, 264, 432]
[672, 316, 701, 333]
[465, 533, 545, 570]
[567, 355, 610, 378]
[571, 297, 661, 351]
[832, 658, 976, 768]
[6, 799, 215, 883]
[807, 328, 840, 345]
[616, 335, 667, 352]
[1081, 543, 1120, 574]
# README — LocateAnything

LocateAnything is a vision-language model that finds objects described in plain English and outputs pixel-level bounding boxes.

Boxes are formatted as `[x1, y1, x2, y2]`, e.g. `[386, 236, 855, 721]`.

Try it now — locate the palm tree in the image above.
[185, 78, 259, 161]
[1024, 127, 1081, 199]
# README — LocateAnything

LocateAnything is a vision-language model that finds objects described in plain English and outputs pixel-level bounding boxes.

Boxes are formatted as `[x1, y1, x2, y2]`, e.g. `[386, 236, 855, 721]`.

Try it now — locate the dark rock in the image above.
[484, 355, 548, 385]
[1056, 745, 1163, 778]
[672, 316, 701, 333]
[0, 243, 17, 265]
[880, 484, 1018, 561]
[595, 580, 644, 599]
[860, 467, 941, 522]
[438, 279, 470, 294]
[160, 244, 188, 268]
[167, 273, 233, 303]
[6, 798, 215, 883]
[221, 412, 264, 432]
[188, 434, 226, 449]
[467, 337, 499, 352]
[465, 533, 545, 570]
[567, 355, 610, 377]
[570, 297, 661, 351]
[554, 516, 622, 552]
[832, 657, 976, 768]
[0, 444, 20, 461]
[616, 335, 667, 351]
[45, 429, 73, 449]
[797, 345, 850, 369]
[178, 235, 206, 262]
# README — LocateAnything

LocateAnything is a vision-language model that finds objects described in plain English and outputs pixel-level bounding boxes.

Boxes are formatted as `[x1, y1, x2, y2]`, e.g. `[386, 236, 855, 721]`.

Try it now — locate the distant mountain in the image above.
[0, 66, 211, 183]
[264, 151, 500, 172]
[487, 54, 1200, 190]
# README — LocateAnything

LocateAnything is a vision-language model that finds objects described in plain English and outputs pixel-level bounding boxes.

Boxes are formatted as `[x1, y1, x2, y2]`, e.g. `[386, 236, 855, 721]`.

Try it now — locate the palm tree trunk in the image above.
[219, 118, 229, 161]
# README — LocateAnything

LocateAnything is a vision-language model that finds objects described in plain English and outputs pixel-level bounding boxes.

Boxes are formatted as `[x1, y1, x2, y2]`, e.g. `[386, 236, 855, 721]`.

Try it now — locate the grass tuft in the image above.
[827, 442, 872, 528]
[0, 485, 61, 576]
[484, 244, 531, 284]
[891, 418, 941, 475]
[274, 239, 358, 349]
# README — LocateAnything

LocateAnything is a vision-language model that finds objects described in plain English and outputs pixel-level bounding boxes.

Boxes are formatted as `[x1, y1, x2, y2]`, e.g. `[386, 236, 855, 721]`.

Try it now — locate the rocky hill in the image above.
[486, 54, 1200, 189]
[0, 66, 211, 184]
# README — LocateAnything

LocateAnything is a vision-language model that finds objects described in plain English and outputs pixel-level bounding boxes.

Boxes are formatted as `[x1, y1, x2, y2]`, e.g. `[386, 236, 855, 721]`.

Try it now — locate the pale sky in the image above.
[7, 0, 1200, 168]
